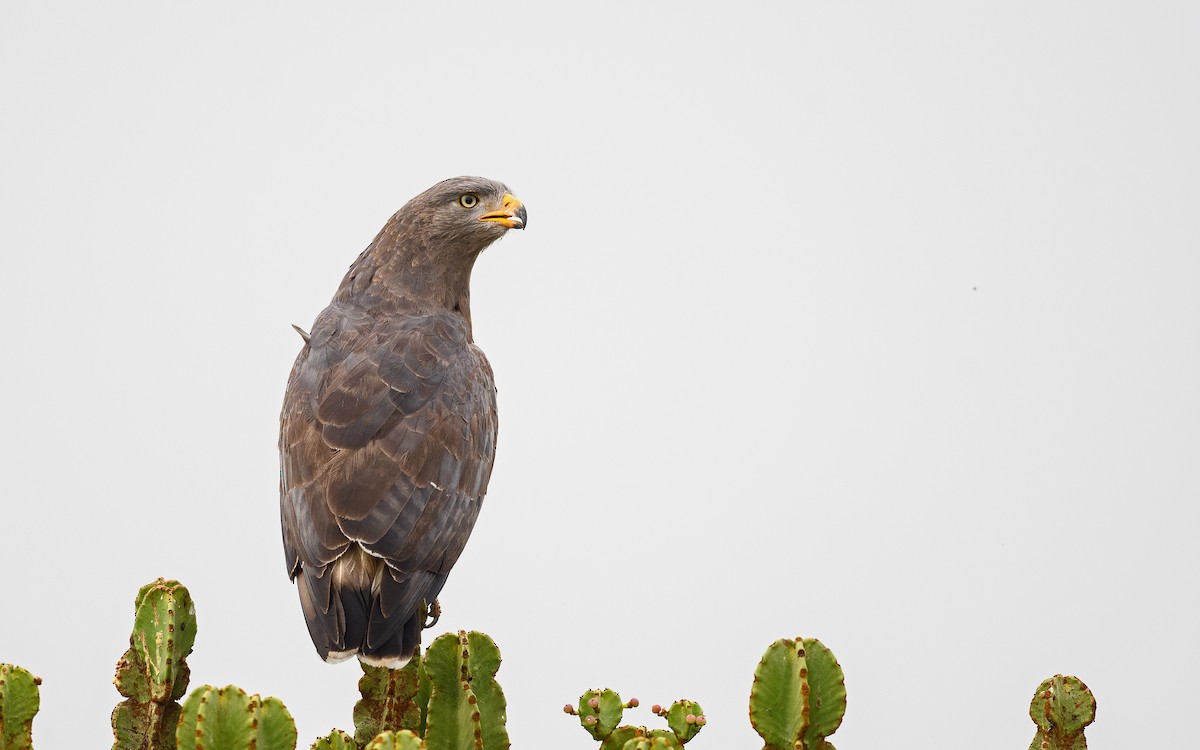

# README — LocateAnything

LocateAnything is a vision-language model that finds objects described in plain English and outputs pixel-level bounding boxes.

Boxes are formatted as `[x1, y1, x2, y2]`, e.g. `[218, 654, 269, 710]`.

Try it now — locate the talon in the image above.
[422, 599, 442, 629]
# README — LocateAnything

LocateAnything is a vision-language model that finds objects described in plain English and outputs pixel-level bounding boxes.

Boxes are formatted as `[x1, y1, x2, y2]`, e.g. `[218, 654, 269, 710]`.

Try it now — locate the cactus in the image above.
[618, 729, 684, 750]
[651, 700, 705, 745]
[749, 636, 846, 750]
[111, 578, 197, 750]
[0, 664, 41, 750]
[363, 729, 427, 749]
[353, 631, 508, 749]
[417, 655, 433, 736]
[1028, 675, 1095, 750]
[599, 726, 641, 750]
[310, 729, 356, 750]
[571, 689, 626, 741]
[354, 659, 422, 745]
[15, 576, 1107, 750]
[422, 631, 509, 750]
[566, 692, 703, 749]
[176, 684, 297, 750]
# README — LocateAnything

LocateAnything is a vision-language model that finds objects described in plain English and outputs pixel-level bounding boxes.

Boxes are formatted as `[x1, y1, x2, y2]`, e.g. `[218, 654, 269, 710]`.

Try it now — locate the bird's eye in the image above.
[458, 193, 478, 208]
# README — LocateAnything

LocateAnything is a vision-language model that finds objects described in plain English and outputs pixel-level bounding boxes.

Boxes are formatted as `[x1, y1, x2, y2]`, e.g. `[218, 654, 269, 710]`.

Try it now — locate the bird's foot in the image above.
[422, 599, 442, 629]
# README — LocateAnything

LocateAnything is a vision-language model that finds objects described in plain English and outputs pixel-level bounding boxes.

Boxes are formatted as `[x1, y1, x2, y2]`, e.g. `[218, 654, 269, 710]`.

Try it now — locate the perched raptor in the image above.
[279, 176, 526, 667]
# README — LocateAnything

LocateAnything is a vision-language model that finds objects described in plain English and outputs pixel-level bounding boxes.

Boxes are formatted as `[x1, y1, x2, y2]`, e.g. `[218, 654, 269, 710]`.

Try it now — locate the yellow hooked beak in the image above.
[479, 193, 527, 229]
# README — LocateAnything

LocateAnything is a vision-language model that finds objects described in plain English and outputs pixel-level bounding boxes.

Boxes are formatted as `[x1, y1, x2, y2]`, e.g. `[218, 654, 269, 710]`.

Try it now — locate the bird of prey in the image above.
[279, 176, 526, 668]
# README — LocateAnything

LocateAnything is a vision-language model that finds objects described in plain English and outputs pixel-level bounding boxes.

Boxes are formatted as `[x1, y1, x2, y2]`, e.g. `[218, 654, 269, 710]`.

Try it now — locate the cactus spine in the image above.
[749, 636, 846, 750]
[111, 578, 197, 750]
[0, 664, 41, 750]
[1028, 675, 1095, 750]
[176, 684, 296, 750]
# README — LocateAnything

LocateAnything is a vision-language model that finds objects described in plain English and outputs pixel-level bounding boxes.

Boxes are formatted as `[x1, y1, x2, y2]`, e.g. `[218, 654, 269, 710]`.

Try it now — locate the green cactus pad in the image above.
[0, 664, 41, 750]
[620, 728, 683, 750]
[256, 696, 299, 750]
[750, 637, 846, 750]
[422, 633, 479, 750]
[750, 638, 808, 750]
[176, 685, 296, 750]
[576, 688, 624, 741]
[310, 729, 356, 750]
[114, 579, 197, 703]
[417, 655, 432, 737]
[112, 579, 197, 750]
[662, 700, 705, 744]
[802, 638, 847, 744]
[364, 729, 427, 749]
[354, 659, 422, 745]
[464, 632, 508, 750]
[423, 631, 509, 750]
[1028, 675, 1095, 750]
[598, 725, 640, 750]
[111, 700, 179, 750]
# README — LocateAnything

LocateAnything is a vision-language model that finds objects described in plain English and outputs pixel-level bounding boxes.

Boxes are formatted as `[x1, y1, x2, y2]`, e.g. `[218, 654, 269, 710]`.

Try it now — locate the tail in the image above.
[294, 547, 446, 668]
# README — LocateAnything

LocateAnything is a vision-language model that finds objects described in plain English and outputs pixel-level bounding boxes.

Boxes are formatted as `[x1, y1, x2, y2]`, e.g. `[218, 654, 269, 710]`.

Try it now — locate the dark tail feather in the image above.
[296, 566, 371, 663]
[338, 586, 371, 656]
[358, 606, 423, 668]
[296, 563, 450, 668]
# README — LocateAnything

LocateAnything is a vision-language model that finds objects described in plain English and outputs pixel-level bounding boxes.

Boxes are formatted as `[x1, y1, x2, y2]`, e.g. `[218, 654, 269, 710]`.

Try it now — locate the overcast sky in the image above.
[2, 2, 1197, 748]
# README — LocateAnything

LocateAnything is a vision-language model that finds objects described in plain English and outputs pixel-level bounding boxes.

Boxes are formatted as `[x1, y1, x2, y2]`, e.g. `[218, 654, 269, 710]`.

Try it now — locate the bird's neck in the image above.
[335, 223, 481, 339]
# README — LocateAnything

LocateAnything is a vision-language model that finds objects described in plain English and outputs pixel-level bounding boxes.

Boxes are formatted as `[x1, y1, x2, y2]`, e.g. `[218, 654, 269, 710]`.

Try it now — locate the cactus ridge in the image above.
[0, 664, 41, 750]
[802, 638, 846, 743]
[463, 632, 507, 750]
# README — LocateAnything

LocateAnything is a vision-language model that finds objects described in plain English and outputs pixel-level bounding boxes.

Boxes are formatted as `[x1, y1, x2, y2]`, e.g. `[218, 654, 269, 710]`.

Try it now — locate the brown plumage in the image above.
[280, 176, 526, 667]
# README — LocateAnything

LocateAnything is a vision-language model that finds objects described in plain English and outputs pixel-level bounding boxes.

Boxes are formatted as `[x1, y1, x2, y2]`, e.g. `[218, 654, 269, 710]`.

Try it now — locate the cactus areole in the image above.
[280, 177, 525, 669]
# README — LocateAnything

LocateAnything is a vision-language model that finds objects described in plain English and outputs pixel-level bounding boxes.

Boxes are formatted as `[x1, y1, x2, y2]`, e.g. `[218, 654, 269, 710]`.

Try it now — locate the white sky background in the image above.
[2, 2, 1197, 747]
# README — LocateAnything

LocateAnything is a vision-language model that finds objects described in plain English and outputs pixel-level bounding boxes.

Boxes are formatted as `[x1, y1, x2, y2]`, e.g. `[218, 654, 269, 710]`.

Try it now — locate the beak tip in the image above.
[479, 195, 527, 230]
